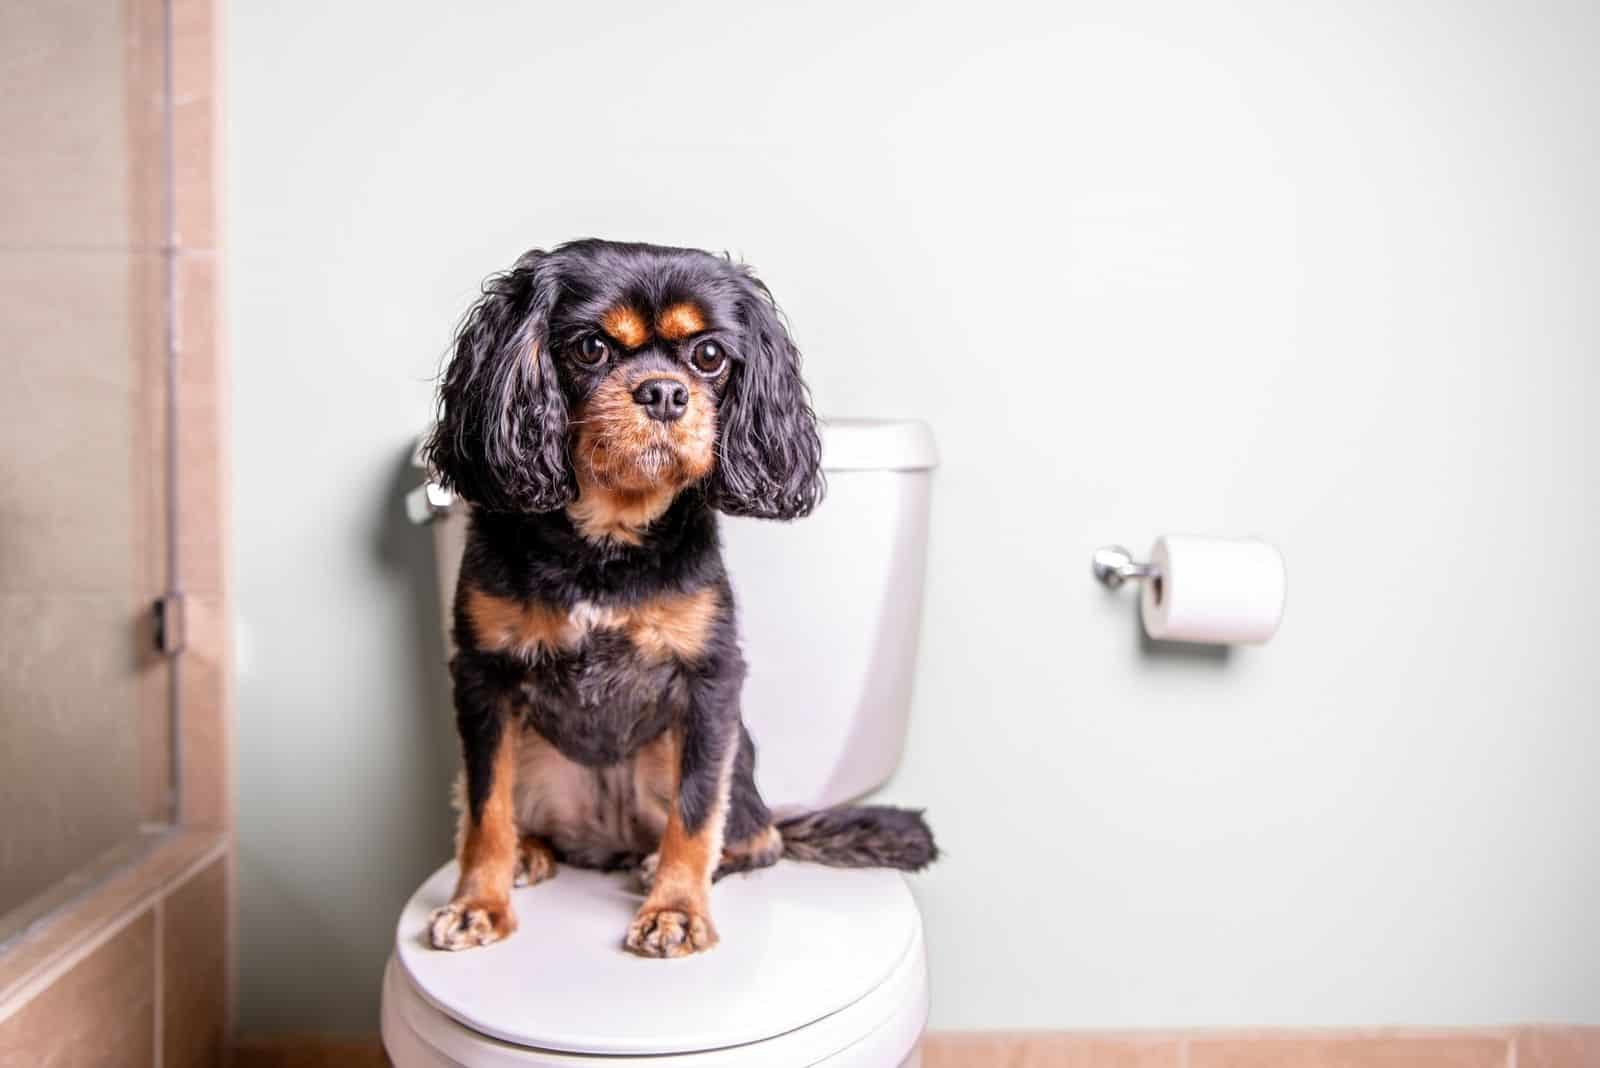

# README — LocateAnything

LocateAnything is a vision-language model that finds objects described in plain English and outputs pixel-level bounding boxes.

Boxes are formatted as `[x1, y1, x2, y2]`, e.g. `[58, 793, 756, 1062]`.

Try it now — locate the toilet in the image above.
[387, 418, 939, 1067]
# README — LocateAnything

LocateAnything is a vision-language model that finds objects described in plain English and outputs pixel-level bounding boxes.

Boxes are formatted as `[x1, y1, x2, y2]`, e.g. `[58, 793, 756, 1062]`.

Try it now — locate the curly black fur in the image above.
[424, 251, 575, 514]
[709, 269, 825, 519]
[424, 240, 825, 519]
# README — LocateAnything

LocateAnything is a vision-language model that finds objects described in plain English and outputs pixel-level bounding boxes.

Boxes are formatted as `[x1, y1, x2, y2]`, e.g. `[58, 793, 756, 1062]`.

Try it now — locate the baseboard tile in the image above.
[232, 1034, 390, 1068]
[232, 1026, 1600, 1068]
[922, 1028, 1600, 1068]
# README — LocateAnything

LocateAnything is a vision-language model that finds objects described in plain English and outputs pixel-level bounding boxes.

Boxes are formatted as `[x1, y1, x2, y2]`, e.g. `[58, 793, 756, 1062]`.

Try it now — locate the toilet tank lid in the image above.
[819, 418, 938, 472]
[413, 418, 940, 473]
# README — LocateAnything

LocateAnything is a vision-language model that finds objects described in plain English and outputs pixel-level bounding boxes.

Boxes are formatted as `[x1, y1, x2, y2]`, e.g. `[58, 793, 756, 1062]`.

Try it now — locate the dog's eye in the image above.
[689, 340, 728, 377]
[575, 336, 610, 367]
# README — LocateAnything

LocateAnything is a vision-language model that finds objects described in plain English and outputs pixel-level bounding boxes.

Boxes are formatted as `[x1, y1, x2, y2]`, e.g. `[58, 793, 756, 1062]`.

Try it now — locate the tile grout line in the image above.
[0, 838, 227, 1026]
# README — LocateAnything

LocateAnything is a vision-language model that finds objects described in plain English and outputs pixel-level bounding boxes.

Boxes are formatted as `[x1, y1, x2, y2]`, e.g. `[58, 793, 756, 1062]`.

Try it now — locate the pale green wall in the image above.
[230, 0, 1600, 1035]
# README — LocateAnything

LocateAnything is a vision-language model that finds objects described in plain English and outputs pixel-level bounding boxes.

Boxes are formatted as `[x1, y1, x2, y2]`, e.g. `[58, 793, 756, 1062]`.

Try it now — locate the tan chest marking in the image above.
[464, 588, 579, 655]
[624, 586, 720, 662]
[567, 484, 677, 546]
[464, 586, 721, 663]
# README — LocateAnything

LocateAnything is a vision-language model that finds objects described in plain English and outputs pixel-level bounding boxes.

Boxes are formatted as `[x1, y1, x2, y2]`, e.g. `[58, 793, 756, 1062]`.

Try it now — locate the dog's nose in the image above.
[632, 378, 689, 422]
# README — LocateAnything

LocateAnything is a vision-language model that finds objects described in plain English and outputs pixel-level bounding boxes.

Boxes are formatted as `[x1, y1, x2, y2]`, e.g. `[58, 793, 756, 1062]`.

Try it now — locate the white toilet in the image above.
[386, 419, 939, 1067]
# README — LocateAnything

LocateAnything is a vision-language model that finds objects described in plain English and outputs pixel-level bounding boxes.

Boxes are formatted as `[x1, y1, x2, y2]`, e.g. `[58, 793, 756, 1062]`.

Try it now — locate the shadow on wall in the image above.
[237, 445, 462, 1035]
[374, 444, 461, 793]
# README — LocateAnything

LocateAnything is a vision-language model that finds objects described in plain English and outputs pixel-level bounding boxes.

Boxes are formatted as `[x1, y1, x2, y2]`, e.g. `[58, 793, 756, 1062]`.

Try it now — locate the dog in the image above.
[422, 239, 936, 958]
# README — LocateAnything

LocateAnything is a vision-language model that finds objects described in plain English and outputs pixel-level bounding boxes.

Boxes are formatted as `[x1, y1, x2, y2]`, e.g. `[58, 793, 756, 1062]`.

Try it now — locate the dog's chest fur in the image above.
[454, 502, 730, 768]
[463, 585, 717, 767]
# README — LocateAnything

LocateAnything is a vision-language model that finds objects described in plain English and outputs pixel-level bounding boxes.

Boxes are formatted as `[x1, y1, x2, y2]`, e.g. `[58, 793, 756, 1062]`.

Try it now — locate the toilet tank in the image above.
[720, 419, 937, 808]
[409, 418, 938, 810]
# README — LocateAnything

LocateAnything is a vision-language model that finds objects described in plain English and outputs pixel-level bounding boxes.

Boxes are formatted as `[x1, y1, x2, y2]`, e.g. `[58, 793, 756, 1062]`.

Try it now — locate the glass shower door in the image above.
[0, 1, 175, 934]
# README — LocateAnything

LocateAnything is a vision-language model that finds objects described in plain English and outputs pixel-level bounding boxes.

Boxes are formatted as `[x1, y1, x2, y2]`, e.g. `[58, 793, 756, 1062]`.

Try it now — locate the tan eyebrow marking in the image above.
[656, 302, 707, 342]
[600, 304, 650, 349]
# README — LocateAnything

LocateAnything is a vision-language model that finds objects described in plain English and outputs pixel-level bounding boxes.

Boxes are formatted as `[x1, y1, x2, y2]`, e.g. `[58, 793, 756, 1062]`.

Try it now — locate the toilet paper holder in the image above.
[1090, 545, 1161, 590]
[1092, 537, 1286, 644]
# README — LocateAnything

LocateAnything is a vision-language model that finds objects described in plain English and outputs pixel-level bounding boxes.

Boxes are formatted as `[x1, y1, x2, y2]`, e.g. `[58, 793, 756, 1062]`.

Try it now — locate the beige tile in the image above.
[173, 252, 226, 598]
[0, 831, 225, 1006]
[0, 250, 166, 597]
[171, 0, 219, 250]
[922, 1032, 1182, 1068]
[162, 857, 227, 1068]
[129, 248, 171, 607]
[232, 1035, 389, 1068]
[179, 253, 219, 390]
[0, 594, 144, 915]
[178, 595, 231, 828]
[121, 0, 169, 252]
[1187, 1033, 1509, 1068]
[175, 398, 226, 598]
[0, 242, 171, 892]
[133, 252, 174, 824]
[0, 3, 164, 249]
[139, 653, 174, 824]
[0, 909, 156, 1068]
[172, 250, 229, 823]
[1517, 1028, 1600, 1068]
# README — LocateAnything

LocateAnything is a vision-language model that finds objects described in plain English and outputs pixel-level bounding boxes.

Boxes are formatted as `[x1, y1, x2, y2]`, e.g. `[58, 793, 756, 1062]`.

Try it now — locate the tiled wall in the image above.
[1, 916, 157, 1068]
[0, 0, 231, 1064]
[168, 0, 230, 834]
[0, 837, 228, 1068]
[0, 0, 227, 848]
[0, 0, 168, 913]
[224, 1027, 1600, 1066]
[921, 1029, 1600, 1067]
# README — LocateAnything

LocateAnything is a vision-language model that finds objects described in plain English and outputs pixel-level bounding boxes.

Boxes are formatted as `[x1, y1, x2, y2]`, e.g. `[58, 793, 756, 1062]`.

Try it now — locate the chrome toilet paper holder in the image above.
[1090, 545, 1161, 590]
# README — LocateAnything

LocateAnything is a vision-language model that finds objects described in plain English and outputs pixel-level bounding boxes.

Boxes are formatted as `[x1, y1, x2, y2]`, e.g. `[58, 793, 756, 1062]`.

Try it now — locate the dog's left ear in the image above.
[709, 271, 824, 520]
[423, 250, 576, 513]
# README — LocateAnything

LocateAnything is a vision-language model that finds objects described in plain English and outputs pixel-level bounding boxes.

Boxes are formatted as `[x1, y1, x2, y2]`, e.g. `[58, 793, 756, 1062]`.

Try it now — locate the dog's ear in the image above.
[709, 270, 824, 519]
[424, 250, 576, 513]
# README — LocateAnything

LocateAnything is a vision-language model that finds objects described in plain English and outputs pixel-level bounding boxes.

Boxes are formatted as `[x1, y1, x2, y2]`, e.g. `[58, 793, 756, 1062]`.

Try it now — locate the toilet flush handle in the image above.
[405, 481, 455, 525]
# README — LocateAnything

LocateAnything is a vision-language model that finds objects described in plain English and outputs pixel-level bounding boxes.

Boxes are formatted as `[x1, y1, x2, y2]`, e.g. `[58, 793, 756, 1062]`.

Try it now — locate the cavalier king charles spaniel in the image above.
[422, 240, 935, 958]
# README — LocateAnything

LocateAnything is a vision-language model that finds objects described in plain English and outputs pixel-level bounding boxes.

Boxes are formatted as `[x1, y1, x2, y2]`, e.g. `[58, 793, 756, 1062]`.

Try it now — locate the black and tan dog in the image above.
[423, 239, 936, 958]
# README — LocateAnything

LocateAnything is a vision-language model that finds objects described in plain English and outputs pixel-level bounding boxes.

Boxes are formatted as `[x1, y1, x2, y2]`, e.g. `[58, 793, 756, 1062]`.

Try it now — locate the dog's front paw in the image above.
[428, 898, 516, 950]
[514, 836, 557, 888]
[624, 902, 717, 958]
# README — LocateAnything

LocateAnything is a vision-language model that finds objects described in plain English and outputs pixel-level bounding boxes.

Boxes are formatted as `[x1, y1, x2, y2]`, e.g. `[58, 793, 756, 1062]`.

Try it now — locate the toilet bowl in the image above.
[383, 863, 927, 1066]
[389, 419, 938, 1067]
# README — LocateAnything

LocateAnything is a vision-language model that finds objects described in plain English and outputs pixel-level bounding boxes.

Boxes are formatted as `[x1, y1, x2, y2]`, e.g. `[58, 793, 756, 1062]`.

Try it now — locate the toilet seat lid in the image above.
[394, 860, 921, 1056]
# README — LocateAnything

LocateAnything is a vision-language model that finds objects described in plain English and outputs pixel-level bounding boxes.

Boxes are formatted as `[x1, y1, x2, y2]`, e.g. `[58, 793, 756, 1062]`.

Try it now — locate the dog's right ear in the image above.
[423, 250, 575, 513]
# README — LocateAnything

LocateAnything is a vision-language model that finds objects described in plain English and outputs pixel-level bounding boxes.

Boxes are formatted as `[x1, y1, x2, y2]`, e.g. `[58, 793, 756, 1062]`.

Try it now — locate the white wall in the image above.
[229, 0, 1600, 1035]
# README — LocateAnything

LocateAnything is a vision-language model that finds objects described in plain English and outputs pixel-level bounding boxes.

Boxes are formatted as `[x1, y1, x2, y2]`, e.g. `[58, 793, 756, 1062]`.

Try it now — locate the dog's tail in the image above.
[775, 805, 938, 872]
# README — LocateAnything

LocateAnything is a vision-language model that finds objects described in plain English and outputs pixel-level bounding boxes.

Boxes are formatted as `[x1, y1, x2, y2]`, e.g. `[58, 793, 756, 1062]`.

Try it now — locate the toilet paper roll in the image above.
[1140, 535, 1286, 644]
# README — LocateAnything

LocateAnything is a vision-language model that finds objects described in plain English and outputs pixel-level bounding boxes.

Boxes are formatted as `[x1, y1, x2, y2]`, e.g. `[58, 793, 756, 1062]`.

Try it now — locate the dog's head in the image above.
[424, 240, 823, 526]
